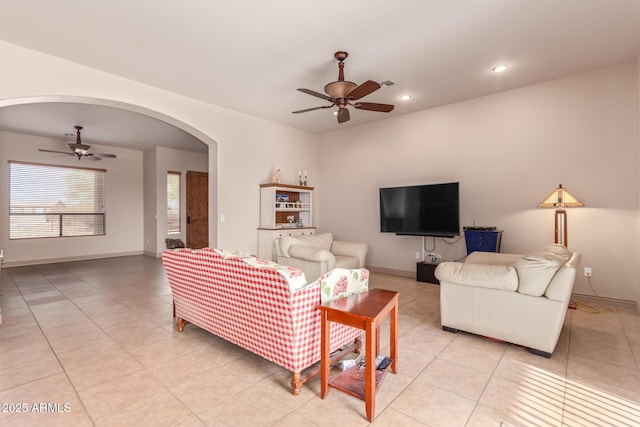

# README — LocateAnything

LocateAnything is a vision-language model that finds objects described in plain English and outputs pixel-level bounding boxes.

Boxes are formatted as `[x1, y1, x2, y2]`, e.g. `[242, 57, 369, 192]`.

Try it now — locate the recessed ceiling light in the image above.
[333, 111, 338, 115]
[401, 95, 412, 101]
[492, 65, 507, 73]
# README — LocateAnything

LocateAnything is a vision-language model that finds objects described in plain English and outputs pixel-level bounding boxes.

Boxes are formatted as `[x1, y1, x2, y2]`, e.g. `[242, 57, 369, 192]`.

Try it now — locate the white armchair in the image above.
[274, 233, 368, 282]
[435, 244, 580, 357]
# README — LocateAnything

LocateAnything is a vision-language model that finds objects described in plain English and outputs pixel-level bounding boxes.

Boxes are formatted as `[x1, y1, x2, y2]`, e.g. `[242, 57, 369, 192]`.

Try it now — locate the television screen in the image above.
[379, 182, 460, 237]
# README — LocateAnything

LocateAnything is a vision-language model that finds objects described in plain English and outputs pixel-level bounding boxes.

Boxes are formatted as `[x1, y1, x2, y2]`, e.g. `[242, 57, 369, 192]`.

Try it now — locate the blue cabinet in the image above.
[464, 228, 502, 255]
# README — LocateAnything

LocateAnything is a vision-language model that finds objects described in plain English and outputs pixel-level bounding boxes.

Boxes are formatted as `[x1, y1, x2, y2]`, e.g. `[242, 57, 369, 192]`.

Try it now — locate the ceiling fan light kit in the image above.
[38, 125, 117, 161]
[293, 51, 394, 124]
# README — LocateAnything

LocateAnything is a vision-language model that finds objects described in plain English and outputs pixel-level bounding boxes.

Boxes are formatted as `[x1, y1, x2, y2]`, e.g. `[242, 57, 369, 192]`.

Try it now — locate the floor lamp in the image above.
[537, 184, 584, 247]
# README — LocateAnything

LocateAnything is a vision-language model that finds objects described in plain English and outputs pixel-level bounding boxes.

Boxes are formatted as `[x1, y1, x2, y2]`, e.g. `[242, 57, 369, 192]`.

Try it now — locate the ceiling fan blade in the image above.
[297, 88, 334, 102]
[38, 149, 74, 155]
[347, 80, 381, 100]
[337, 108, 350, 123]
[354, 102, 395, 113]
[292, 105, 334, 114]
[84, 154, 102, 161]
[91, 153, 117, 158]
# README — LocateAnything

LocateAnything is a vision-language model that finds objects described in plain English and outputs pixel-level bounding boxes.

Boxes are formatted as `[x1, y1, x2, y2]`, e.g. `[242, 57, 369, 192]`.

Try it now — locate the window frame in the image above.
[8, 160, 107, 240]
[167, 170, 181, 235]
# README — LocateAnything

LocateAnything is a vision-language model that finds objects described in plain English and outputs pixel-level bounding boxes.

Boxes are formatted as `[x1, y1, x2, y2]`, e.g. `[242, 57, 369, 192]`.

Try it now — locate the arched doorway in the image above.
[0, 95, 219, 259]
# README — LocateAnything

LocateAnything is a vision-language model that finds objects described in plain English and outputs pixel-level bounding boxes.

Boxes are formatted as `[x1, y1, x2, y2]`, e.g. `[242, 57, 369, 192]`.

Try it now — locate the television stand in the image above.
[416, 261, 440, 285]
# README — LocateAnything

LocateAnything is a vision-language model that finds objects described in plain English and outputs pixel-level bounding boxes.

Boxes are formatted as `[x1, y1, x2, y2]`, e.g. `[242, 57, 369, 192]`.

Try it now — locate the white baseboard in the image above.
[2, 251, 145, 268]
[367, 265, 415, 278]
[572, 292, 638, 313]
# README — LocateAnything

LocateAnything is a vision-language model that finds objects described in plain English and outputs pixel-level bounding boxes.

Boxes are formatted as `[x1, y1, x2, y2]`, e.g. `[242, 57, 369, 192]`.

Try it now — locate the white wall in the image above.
[637, 56, 640, 309]
[319, 62, 639, 302]
[0, 131, 143, 264]
[0, 40, 320, 257]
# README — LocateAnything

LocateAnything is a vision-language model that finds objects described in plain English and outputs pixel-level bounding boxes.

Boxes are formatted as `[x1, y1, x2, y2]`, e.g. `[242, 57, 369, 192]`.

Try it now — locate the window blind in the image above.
[9, 161, 106, 239]
[167, 171, 181, 234]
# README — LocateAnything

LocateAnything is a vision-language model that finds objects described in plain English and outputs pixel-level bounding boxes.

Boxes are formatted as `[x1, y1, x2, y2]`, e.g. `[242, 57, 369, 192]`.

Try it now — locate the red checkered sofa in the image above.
[162, 247, 369, 395]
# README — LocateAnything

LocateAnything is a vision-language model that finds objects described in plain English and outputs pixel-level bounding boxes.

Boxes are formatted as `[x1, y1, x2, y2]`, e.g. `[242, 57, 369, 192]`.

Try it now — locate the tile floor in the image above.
[1, 255, 640, 426]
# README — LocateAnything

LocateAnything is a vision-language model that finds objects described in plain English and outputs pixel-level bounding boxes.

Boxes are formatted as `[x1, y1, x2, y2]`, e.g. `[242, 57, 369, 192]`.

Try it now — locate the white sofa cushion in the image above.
[513, 244, 572, 296]
[279, 233, 333, 257]
[435, 262, 518, 291]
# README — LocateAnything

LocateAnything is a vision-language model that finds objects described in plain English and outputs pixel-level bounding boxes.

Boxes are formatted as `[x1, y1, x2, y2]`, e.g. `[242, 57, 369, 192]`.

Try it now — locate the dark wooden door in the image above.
[186, 171, 208, 249]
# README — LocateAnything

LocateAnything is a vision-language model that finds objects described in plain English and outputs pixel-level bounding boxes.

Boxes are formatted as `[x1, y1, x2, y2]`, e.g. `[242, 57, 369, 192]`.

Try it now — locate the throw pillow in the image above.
[514, 244, 572, 296]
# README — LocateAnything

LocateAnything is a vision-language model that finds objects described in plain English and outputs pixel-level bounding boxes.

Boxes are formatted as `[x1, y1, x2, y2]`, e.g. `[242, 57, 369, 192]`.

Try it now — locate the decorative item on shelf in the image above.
[276, 193, 288, 208]
[537, 184, 584, 247]
[271, 169, 281, 184]
[296, 218, 304, 227]
[298, 170, 308, 186]
[287, 215, 295, 227]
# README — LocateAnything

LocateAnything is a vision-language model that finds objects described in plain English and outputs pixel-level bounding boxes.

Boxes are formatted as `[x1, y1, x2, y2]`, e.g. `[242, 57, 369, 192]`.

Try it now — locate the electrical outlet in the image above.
[584, 267, 592, 277]
[415, 252, 421, 260]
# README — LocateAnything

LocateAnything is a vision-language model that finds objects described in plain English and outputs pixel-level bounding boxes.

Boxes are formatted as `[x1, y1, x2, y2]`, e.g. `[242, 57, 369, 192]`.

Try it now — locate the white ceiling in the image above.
[1, 0, 640, 150]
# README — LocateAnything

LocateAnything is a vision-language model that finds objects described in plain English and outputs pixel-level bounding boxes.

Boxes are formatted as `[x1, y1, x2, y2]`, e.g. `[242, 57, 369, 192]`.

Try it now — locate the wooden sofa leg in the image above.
[354, 336, 362, 354]
[291, 372, 302, 396]
[176, 317, 189, 332]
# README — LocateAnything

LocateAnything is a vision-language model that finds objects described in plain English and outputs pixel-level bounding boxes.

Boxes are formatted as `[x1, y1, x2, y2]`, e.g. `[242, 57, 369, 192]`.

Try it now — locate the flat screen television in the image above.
[379, 182, 460, 237]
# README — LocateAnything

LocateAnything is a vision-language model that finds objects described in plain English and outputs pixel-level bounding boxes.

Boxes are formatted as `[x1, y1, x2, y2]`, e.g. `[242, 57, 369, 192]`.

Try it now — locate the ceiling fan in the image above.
[38, 126, 117, 161]
[293, 51, 394, 124]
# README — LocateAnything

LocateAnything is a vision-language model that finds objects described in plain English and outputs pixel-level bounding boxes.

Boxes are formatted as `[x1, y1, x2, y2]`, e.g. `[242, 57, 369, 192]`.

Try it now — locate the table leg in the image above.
[365, 321, 375, 421]
[320, 310, 330, 399]
[390, 301, 398, 374]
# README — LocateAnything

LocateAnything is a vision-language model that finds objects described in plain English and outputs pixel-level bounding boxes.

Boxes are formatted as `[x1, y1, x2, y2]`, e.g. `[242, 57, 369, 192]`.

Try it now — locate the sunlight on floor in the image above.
[509, 364, 640, 426]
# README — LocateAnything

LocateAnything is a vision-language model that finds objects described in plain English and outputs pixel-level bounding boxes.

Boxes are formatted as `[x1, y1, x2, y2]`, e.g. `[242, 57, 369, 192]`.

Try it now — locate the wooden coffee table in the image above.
[318, 288, 398, 422]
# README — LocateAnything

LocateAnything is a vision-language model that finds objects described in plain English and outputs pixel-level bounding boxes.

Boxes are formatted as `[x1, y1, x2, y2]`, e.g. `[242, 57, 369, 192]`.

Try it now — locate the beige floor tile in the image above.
[196, 388, 293, 427]
[0, 353, 63, 392]
[168, 365, 250, 413]
[417, 357, 492, 400]
[271, 411, 320, 426]
[2, 259, 640, 426]
[80, 371, 191, 425]
[0, 374, 77, 422]
[0, 393, 93, 427]
[437, 332, 508, 374]
[370, 407, 428, 426]
[390, 380, 476, 427]
[172, 415, 208, 427]
[494, 347, 568, 385]
[562, 379, 640, 426]
[286, 391, 370, 427]
[48, 328, 113, 354]
[567, 354, 640, 403]
[464, 403, 526, 427]
[478, 376, 564, 426]
[57, 341, 144, 391]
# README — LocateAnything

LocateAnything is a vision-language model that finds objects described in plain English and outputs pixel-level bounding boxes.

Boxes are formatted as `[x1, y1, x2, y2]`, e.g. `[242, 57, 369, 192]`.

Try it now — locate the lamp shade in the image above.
[538, 184, 584, 209]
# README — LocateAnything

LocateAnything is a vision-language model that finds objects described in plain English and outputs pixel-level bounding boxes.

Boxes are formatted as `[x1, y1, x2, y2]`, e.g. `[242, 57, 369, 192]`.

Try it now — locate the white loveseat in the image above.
[274, 233, 368, 282]
[434, 244, 580, 357]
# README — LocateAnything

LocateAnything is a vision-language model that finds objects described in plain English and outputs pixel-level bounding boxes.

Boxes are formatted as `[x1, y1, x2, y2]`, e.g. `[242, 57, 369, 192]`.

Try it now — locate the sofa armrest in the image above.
[435, 262, 519, 291]
[316, 268, 370, 303]
[331, 240, 367, 267]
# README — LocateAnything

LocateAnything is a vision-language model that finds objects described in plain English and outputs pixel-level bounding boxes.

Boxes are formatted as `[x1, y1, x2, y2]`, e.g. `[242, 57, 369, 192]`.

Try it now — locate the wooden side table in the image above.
[318, 288, 399, 422]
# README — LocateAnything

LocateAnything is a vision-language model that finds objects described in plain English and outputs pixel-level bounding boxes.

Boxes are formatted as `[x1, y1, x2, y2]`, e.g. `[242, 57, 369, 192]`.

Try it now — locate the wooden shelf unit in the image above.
[258, 183, 316, 260]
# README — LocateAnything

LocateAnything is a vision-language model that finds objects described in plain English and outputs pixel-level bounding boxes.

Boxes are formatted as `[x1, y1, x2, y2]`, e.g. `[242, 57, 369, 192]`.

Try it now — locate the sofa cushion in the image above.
[279, 233, 333, 257]
[513, 244, 572, 296]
